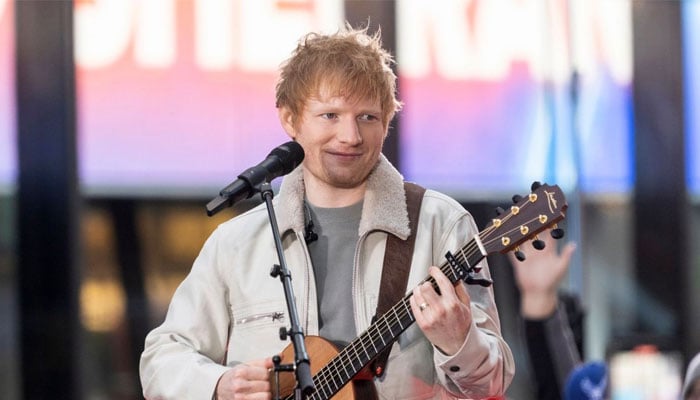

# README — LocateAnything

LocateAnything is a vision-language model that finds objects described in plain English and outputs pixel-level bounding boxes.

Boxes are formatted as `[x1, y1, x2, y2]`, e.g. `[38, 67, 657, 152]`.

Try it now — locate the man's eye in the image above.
[359, 114, 379, 122]
[321, 113, 337, 119]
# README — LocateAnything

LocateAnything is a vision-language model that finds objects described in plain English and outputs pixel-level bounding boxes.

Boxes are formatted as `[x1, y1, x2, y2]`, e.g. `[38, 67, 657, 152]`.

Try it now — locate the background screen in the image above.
[684, 0, 700, 198]
[0, 0, 14, 193]
[1, 0, 635, 199]
[397, 1, 633, 198]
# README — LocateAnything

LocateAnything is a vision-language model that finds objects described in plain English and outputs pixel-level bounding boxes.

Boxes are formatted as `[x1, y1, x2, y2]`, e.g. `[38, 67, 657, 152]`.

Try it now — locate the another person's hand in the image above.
[410, 266, 473, 356]
[508, 233, 576, 319]
[215, 357, 274, 400]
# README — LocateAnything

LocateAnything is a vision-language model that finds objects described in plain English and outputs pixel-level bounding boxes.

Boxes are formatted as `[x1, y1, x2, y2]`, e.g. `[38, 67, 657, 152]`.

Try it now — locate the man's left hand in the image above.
[410, 266, 472, 355]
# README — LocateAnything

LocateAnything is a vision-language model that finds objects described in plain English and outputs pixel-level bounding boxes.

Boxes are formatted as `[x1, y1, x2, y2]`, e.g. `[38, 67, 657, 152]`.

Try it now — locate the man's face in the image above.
[280, 87, 387, 192]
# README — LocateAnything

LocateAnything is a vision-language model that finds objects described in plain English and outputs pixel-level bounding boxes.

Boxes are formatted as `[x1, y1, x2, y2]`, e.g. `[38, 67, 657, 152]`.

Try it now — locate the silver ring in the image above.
[419, 302, 429, 311]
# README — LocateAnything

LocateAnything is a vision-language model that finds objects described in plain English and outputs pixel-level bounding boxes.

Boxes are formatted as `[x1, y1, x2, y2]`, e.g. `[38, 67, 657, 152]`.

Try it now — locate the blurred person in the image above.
[508, 233, 584, 400]
[684, 353, 700, 400]
[139, 25, 514, 399]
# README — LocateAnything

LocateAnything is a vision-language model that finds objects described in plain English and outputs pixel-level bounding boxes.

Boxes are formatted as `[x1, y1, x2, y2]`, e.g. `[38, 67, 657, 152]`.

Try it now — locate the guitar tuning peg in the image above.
[532, 237, 545, 250]
[551, 227, 565, 239]
[512, 194, 522, 204]
[514, 248, 526, 261]
[495, 206, 505, 215]
[530, 181, 542, 191]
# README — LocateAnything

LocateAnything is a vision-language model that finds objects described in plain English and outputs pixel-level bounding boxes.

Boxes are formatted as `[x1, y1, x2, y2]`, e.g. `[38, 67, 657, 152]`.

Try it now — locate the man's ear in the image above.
[278, 107, 296, 139]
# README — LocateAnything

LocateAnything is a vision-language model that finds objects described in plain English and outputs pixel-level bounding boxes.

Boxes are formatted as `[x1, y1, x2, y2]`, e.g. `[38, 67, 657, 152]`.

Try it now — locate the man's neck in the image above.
[303, 175, 366, 208]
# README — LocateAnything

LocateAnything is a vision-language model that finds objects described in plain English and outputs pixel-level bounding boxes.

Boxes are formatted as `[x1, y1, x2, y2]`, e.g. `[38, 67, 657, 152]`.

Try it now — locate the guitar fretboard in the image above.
[301, 235, 487, 400]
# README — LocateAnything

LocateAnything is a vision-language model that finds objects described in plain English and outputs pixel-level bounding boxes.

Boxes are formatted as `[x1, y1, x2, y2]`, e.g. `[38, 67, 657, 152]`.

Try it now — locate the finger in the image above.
[413, 282, 441, 321]
[248, 357, 274, 369]
[559, 241, 577, 264]
[231, 378, 271, 394]
[409, 295, 421, 318]
[246, 380, 272, 399]
[411, 284, 428, 312]
[454, 281, 471, 306]
[243, 359, 275, 380]
[417, 280, 441, 310]
[428, 266, 456, 301]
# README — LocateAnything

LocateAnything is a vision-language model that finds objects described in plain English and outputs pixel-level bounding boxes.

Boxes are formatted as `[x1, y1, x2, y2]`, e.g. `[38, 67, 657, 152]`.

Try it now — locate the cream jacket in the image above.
[140, 156, 514, 399]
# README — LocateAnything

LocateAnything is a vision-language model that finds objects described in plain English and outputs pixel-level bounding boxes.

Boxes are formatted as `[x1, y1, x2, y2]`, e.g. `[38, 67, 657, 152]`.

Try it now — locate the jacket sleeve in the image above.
[430, 211, 515, 398]
[139, 228, 232, 399]
[524, 298, 583, 400]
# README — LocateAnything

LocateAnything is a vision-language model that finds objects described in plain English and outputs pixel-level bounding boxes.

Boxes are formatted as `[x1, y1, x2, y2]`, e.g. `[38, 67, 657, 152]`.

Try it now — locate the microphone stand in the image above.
[258, 182, 315, 399]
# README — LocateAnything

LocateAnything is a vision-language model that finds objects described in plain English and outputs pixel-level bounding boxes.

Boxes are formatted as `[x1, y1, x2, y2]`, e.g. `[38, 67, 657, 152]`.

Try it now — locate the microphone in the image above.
[304, 219, 318, 244]
[206, 141, 304, 216]
[564, 361, 608, 400]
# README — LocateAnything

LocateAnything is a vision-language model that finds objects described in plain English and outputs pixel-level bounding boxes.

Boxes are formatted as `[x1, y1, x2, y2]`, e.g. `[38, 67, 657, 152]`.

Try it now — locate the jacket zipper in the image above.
[235, 311, 285, 325]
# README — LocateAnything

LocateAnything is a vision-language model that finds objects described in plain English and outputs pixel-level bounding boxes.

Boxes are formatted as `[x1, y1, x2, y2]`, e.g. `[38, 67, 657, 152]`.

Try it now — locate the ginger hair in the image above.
[275, 25, 402, 128]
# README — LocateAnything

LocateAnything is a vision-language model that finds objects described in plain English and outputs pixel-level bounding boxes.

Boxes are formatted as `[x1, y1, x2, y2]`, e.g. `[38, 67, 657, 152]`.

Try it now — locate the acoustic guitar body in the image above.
[272, 335, 375, 400]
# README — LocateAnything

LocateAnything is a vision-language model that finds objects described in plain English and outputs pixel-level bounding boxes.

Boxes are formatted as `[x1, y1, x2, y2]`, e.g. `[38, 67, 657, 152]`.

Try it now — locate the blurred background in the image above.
[0, 0, 698, 399]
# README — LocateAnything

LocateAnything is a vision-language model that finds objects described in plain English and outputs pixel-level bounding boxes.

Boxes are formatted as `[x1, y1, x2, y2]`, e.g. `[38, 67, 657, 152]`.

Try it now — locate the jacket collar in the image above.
[276, 154, 411, 240]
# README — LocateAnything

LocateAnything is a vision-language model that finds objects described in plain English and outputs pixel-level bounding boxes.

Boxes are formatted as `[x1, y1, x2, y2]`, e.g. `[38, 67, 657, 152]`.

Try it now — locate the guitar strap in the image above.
[370, 181, 426, 378]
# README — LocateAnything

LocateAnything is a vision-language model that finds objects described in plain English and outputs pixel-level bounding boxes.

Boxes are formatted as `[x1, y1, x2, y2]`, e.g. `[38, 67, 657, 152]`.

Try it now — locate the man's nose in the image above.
[336, 118, 363, 145]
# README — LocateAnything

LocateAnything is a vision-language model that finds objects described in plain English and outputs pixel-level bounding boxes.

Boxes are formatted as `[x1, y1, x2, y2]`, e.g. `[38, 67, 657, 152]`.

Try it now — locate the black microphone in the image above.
[304, 219, 318, 244]
[206, 141, 304, 216]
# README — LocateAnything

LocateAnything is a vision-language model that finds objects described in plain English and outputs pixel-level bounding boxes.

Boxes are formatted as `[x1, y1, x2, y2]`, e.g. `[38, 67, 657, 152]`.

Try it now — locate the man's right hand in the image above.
[215, 357, 274, 400]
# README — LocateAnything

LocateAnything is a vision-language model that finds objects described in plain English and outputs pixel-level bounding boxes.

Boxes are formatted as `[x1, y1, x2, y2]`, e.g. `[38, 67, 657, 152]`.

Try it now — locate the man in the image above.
[140, 25, 514, 399]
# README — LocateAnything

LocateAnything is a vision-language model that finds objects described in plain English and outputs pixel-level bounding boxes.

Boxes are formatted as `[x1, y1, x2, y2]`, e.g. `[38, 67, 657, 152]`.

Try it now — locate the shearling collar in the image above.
[275, 154, 411, 240]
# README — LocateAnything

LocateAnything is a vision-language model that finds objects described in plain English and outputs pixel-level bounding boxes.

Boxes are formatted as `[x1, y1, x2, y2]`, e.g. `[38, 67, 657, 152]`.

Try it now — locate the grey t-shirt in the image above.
[306, 200, 363, 348]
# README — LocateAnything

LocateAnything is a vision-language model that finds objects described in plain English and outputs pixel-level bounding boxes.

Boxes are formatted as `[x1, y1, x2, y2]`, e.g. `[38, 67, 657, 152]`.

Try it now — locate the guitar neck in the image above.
[305, 236, 486, 400]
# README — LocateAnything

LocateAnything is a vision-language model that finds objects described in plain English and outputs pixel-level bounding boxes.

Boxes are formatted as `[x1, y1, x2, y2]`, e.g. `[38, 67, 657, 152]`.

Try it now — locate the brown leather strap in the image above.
[370, 181, 426, 378]
[352, 379, 379, 399]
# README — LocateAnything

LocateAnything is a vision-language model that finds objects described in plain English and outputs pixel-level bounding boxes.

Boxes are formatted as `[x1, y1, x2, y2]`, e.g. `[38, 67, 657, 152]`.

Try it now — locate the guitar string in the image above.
[310, 238, 483, 397]
[308, 199, 544, 398]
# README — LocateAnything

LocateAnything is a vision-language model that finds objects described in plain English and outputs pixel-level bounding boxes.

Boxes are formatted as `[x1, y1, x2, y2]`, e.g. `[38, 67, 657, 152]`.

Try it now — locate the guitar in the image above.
[272, 182, 568, 400]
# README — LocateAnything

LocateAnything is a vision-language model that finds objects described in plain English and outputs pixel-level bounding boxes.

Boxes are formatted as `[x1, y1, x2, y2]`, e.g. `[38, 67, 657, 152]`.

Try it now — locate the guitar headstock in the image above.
[480, 182, 568, 256]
